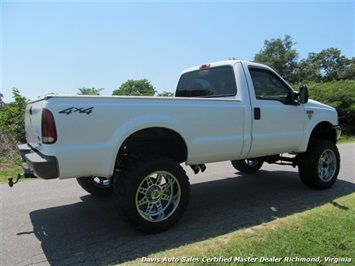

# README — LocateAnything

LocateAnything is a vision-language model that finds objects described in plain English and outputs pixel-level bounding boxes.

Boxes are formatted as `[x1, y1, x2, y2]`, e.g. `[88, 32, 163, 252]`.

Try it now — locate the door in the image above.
[246, 66, 305, 158]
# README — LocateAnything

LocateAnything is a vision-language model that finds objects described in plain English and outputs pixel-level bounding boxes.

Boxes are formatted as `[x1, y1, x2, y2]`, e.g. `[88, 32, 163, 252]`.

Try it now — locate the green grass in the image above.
[0, 162, 21, 183]
[0, 156, 37, 184]
[0, 163, 34, 184]
[123, 193, 355, 265]
[338, 134, 355, 144]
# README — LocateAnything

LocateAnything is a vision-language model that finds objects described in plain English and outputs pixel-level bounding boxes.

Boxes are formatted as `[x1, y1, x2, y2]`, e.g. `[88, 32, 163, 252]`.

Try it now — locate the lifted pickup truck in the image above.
[17, 60, 341, 233]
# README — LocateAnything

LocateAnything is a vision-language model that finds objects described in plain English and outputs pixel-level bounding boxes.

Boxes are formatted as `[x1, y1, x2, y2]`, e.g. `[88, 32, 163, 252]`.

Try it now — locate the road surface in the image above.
[1, 143, 354, 265]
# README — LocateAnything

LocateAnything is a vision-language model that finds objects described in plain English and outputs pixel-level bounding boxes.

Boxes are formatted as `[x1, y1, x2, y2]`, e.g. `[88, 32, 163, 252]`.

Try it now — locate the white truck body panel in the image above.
[23, 60, 339, 180]
[32, 96, 248, 179]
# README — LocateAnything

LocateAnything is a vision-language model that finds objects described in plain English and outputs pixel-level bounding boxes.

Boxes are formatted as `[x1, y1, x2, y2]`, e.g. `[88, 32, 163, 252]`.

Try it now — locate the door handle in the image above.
[254, 108, 261, 120]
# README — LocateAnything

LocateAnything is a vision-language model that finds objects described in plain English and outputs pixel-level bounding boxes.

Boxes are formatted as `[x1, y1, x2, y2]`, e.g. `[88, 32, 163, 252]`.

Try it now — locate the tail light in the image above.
[42, 108, 57, 144]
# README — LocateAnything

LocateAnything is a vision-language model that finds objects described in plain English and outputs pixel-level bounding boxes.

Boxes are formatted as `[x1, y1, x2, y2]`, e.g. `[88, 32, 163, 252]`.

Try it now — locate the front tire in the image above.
[298, 140, 340, 189]
[113, 155, 190, 233]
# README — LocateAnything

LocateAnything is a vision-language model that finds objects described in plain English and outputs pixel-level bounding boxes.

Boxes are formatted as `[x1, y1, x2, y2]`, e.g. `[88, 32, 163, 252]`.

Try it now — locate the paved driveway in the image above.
[1, 143, 354, 265]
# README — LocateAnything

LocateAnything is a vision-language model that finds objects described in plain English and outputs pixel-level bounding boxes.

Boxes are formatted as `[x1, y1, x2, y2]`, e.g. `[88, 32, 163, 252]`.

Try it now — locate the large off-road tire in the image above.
[298, 139, 340, 189]
[231, 159, 264, 173]
[113, 155, 190, 233]
[76, 176, 113, 197]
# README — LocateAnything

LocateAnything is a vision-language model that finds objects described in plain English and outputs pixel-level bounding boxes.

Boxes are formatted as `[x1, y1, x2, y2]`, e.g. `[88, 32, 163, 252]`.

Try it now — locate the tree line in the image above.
[76, 79, 173, 97]
[1, 34, 354, 158]
[254, 35, 355, 84]
[254, 35, 354, 133]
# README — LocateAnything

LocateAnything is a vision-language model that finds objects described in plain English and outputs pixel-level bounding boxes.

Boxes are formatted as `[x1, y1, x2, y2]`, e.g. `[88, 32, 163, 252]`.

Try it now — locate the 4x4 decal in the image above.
[59, 107, 94, 115]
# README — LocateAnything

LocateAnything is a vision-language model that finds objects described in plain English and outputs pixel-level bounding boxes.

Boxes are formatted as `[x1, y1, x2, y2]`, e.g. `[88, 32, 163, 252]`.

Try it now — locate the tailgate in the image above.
[25, 98, 45, 151]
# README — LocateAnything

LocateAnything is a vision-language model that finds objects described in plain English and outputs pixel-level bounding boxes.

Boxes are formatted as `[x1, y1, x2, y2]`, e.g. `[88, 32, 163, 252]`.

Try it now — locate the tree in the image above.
[157, 91, 174, 97]
[343, 57, 355, 80]
[0, 88, 27, 145]
[113, 79, 156, 96]
[305, 80, 355, 133]
[298, 53, 323, 83]
[298, 48, 355, 82]
[316, 48, 348, 81]
[78, 87, 104, 95]
[254, 35, 299, 83]
[0, 93, 4, 109]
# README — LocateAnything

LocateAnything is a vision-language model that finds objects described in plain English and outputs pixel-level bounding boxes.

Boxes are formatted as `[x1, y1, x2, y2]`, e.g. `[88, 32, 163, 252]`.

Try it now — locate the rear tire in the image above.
[76, 176, 113, 197]
[113, 155, 190, 233]
[231, 159, 264, 173]
[298, 139, 340, 189]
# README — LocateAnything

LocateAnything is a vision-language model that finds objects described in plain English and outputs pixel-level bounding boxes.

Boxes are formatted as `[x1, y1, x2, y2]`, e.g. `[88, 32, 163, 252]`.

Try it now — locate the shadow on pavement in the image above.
[27, 170, 355, 265]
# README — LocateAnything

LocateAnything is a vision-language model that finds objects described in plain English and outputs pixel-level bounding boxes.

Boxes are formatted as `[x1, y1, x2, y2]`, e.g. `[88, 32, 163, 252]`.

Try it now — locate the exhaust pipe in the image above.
[190, 164, 206, 175]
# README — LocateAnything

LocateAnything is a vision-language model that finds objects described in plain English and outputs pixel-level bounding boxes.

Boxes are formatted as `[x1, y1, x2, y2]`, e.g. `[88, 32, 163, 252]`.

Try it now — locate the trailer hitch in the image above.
[8, 173, 34, 187]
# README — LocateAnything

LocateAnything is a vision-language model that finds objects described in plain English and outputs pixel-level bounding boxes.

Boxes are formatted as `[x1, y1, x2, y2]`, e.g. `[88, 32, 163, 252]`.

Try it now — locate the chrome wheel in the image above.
[76, 176, 113, 196]
[318, 149, 337, 182]
[231, 158, 264, 173]
[246, 159, 260, 167]
[114, 155, 190, 233]
[136, 171, 181, 222]
[91, 176, 112, 188]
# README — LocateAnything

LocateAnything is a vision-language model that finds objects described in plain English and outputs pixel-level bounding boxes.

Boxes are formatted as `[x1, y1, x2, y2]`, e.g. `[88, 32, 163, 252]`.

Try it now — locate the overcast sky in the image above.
[1, 0, 354, 103]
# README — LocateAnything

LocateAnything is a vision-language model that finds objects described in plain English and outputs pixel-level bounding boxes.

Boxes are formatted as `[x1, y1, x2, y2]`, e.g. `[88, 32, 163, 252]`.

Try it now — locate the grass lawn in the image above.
[0, 161, 36, 184]
[123, 193, 355, 265]
[0, 163, 22, 183]
[339, 135, 355, 144]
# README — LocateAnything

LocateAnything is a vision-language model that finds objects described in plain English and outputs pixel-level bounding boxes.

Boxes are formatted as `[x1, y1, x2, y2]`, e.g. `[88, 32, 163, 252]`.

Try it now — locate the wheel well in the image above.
[118, 127, 188, 163]
[310, 122, 337, 143]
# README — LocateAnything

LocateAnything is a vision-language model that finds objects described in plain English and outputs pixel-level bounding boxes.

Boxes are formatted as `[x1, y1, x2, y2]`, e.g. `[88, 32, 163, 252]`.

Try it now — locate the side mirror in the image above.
[299, 85, 308, 104]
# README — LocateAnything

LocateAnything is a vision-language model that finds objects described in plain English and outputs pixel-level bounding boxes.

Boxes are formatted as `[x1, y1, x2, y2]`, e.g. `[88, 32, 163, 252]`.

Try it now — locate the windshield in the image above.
[176, 66, 237, 98]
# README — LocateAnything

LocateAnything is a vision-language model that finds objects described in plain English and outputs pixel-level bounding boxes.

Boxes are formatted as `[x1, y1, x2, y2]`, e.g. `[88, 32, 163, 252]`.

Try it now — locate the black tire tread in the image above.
[298, 139, 340, 189]
[113, 154, 190, 233]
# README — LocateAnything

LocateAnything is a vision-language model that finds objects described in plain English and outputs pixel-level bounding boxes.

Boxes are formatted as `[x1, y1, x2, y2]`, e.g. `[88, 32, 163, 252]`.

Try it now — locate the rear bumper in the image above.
[18, 144, 59, 179]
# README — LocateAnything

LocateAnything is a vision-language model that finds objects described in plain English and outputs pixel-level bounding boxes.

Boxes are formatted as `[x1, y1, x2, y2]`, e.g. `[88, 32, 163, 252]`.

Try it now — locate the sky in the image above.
[1, 0, 354, 103]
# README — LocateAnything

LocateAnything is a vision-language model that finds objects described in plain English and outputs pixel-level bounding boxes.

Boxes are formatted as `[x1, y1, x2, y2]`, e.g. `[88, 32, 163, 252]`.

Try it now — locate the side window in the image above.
[249, 67, 293, 104]
[176, 66, 237, 97]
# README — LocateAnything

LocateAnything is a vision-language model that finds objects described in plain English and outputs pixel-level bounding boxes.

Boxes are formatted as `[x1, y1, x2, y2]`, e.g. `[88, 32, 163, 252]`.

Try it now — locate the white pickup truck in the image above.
[17, 60, 341, 233]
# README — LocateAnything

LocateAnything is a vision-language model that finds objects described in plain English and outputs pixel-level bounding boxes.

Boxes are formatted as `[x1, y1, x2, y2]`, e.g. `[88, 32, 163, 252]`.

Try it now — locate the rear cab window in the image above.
[175, 66, 237, 98]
